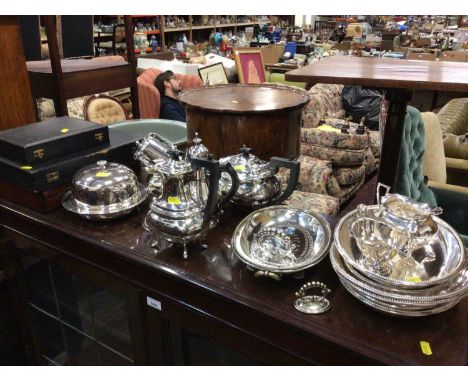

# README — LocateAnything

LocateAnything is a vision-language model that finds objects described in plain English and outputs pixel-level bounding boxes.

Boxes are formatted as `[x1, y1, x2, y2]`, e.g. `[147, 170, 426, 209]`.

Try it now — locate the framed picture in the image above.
[233, 48, 266, 84]
[198, 62, 228, 85]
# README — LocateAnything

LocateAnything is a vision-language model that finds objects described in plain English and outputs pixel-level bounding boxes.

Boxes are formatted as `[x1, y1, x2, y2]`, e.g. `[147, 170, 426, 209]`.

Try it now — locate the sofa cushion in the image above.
[443, 133, 468, 160]
[301, 143, 366, 166]
[437, 98, 468, 135]
[302, 83, 345, 129]
[338, 176, 366, 204]
[333, 163, 367, 186]
[284, 191, 339, 216]
[301, 127, 369, 150]
[278, 155, 334, 196]
[368, 130, 381, 158]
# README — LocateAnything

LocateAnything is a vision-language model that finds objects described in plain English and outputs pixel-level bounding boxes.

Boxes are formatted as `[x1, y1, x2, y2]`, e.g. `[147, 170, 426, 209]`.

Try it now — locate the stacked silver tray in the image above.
[331, 206, 467, 317]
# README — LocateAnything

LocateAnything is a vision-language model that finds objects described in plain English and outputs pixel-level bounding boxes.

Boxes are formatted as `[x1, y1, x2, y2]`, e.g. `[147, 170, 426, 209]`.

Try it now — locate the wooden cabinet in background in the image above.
[0, 16, 36, 131]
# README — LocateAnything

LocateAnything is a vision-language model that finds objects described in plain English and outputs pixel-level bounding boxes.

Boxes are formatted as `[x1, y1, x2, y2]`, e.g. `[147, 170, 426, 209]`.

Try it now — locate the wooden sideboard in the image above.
[0, 197, 467, 365]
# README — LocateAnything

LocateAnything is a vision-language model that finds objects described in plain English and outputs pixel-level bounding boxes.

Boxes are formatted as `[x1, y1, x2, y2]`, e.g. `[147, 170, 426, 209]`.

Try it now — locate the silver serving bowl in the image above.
[62, 160, 148, 220]
[335, 206, 465, 289]
[232, 206, 332, 274]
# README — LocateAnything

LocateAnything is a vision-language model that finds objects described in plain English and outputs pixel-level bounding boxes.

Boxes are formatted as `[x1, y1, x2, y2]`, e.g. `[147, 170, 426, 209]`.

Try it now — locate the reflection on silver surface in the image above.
[335, 206, 464, 288]
[232, 206, 332, 275]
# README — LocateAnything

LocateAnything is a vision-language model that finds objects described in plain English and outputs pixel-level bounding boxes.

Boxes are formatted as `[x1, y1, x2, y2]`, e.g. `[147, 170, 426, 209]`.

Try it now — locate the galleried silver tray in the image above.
[231, 206, 332, 276]
[334, 206, 465, 289]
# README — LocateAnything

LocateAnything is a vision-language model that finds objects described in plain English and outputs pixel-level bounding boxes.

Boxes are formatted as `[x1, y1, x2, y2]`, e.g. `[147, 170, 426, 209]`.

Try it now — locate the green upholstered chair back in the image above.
[395, 106, 437, 207]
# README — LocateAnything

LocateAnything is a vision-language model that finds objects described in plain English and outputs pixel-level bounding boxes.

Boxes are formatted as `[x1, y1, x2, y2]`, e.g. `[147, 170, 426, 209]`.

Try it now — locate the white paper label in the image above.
[146, 296, 162, 311]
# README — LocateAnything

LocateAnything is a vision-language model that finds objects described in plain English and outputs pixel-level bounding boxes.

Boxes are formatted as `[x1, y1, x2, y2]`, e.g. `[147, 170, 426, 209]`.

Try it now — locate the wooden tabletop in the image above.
[179, 84, 310, 114]
[26, 57, 128, 74]
[285, 56, 468, 92]
[1, 197, 467, 365]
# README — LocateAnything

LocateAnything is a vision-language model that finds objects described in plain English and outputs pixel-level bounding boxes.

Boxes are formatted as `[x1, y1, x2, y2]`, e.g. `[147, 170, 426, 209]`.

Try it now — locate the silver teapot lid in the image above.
[187, 132, 209, 159]
[222, 146, 271, 181]
[71, 160, 142, 207]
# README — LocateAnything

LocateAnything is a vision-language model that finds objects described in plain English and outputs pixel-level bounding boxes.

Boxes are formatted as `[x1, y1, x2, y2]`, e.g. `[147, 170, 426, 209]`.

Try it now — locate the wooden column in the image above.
[0, 16, 36, 130]
[124, 15, 140, 119]
[377, 88, 413, 191]
[43, 16, 68, 117]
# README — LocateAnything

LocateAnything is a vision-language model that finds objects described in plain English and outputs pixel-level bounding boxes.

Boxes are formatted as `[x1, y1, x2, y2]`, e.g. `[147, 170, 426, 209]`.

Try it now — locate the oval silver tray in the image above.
[231, 206, 332, 274]
[331, 244, 468, 306]
[330, 245, 465, 317]
[334, 206, 465, 289]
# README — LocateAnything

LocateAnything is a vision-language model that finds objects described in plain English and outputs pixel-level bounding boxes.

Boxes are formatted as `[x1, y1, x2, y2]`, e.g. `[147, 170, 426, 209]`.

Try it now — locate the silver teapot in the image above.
[142, 148, 238, 259]
[219, 146, 300, 208]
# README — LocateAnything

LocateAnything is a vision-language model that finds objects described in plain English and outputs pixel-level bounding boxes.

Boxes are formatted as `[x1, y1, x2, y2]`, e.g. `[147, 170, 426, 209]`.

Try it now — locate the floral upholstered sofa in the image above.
[293, 84, 381, 206]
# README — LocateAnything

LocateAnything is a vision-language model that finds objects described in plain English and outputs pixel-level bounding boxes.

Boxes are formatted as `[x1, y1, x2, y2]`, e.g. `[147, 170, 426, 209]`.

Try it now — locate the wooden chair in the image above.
[83, 94, 129, 125]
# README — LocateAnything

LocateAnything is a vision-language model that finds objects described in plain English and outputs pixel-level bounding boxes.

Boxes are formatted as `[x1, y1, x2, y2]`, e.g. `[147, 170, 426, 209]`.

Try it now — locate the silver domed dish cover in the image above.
[232, 206, 332, 275]
[62, 160, 147, 220]
[335, 205, 465, 288]
[219, 146, 300, 208]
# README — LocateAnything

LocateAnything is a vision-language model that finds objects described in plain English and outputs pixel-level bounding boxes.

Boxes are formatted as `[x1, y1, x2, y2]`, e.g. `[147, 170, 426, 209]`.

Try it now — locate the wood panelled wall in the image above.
[0, 16, 36, 130]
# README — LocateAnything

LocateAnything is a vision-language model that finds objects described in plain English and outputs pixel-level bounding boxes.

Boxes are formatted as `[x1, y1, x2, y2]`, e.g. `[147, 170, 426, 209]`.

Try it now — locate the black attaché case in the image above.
[0, 116, 109, 165]
[0, 128, 136, 192]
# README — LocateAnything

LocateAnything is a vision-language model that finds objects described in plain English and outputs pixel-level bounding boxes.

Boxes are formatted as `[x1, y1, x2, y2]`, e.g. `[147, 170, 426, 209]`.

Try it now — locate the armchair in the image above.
[397, 106, 468, 243]
[137, 68, 203, 119]
[436, 98, 468, 187]
[296, 83, 381, 206]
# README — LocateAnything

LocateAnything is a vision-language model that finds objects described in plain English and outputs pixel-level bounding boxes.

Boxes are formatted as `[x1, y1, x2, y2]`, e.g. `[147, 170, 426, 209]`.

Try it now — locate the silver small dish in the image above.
[62, 160, 148, 221]
[232, 206, 332, 277]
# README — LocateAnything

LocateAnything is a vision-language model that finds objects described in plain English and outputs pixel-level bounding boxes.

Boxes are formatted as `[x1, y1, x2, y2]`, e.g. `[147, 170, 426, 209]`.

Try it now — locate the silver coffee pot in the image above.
[219, 146, 300, 208]
[142, 148, 238, 259]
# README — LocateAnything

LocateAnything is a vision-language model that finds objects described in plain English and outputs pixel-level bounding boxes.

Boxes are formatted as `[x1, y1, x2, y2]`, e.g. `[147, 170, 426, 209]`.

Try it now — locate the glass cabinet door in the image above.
[13, 236, 146, 366]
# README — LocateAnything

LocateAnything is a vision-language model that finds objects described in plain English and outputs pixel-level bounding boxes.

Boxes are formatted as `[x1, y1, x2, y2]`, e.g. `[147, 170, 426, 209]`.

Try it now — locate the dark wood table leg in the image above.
[377, 88, 413, 192]
[124, 16, 140, 119]
[44, 16, 68, 117]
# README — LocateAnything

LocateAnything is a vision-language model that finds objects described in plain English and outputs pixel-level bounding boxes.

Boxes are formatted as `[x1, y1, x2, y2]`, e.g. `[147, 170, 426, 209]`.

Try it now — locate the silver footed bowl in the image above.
[232, 206, 332, 274]
[335, 206, 465, 289]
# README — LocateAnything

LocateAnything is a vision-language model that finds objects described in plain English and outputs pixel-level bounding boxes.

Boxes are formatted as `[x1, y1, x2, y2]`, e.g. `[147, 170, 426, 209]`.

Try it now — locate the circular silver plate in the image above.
[294, 296, 331, 314]
[334, 206, 465, 289]
[62, 185, 147, 221]
[232, 206, 332, 274]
